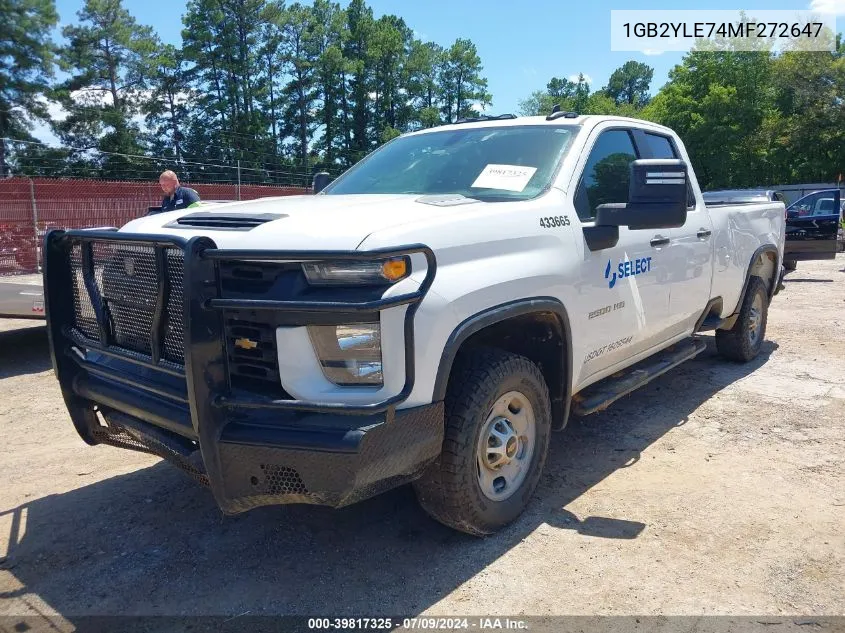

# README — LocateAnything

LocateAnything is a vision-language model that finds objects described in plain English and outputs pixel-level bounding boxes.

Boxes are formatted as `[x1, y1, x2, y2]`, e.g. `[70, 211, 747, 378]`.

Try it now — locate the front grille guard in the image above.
[45, 228, 437, 414]
[45, 229, 437, 512]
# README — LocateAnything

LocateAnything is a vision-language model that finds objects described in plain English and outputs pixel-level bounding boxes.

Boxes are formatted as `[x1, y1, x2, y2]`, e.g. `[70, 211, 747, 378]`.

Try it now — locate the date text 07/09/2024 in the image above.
[306, 617, 529, 630]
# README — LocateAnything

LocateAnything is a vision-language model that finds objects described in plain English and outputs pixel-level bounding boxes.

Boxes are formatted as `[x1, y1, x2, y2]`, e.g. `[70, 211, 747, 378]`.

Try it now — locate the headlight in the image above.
[302, 257, 409, 286]
[308, 323, 382, 386]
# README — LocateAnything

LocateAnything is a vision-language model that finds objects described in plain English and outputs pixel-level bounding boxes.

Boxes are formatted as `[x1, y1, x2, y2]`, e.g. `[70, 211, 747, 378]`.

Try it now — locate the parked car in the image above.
[783, 189, 843, 269]
[42, 115, 785, 535]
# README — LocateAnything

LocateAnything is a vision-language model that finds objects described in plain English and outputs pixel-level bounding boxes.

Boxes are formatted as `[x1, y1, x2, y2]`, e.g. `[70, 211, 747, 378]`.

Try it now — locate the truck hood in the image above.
[118, 194, 480, 250]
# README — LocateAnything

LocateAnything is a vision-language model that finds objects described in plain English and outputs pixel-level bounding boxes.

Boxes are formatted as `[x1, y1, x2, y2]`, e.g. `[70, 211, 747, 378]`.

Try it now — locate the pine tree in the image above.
[0, 0, 59, 176]
[438, 38, 491, 123]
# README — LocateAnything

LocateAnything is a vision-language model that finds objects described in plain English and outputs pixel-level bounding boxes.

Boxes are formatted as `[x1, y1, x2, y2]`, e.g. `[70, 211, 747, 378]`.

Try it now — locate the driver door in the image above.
[571, 127, 672, 385]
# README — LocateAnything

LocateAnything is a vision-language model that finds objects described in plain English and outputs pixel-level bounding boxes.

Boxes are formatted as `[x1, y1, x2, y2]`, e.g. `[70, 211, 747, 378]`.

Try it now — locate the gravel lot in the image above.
[1, 256, 843, 622]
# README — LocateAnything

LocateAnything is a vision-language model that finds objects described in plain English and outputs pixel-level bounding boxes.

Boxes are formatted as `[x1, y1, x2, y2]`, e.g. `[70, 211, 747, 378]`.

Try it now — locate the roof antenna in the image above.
[550, 103, 561, 114]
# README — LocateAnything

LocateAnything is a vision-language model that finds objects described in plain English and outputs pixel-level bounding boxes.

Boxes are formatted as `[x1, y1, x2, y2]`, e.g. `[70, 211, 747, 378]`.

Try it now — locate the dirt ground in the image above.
[0, 257, 843, 621]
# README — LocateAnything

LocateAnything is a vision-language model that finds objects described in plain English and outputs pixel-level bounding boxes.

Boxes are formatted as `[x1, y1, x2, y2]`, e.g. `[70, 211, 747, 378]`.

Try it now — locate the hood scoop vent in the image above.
[165, 212, 287, 231]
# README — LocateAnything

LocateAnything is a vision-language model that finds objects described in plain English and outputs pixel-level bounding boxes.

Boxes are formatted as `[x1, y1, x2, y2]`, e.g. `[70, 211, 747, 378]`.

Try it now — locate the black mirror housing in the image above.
[595, 159, 688, 231]
[312, 172, 332, 194]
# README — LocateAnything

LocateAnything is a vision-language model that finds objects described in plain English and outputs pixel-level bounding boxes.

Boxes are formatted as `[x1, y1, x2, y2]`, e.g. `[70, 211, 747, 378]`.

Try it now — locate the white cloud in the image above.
[809, 0, 845, 14]
[29, 120, 61, 147]
[44, 99, 68, 122]
[26, 88, 167, 147]
[568, 73, 593, 85]
[642, 49, 664, 56]
[19, 96, 67, 147]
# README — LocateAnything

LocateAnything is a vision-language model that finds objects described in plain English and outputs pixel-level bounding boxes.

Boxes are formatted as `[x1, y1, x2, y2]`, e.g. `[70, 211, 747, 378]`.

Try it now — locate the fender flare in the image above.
[732, 244, 780, 315]
[432, 297, 573, 430]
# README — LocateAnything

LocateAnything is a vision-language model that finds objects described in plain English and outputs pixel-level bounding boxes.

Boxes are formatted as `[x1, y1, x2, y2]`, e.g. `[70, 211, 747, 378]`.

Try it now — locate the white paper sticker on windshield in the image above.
[471, 164, 538, 192]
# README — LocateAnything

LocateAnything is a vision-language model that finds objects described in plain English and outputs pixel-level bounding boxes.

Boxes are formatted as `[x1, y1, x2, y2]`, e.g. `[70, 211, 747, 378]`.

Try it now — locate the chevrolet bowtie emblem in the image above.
[234, 338, 259, 350]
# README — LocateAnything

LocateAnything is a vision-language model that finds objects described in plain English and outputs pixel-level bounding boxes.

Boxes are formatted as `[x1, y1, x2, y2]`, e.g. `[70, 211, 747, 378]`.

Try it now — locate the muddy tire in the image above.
[413, 348, 552, 536]
[716, 276, 769, 363]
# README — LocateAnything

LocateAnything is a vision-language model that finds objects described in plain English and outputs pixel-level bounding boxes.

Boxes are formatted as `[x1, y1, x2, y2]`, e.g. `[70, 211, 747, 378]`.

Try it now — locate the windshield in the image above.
[323, 125, 578, 201]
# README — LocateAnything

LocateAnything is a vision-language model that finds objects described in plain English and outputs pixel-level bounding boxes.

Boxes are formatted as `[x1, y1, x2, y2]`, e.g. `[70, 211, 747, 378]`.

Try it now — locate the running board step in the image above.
[572, 338, 707, 416]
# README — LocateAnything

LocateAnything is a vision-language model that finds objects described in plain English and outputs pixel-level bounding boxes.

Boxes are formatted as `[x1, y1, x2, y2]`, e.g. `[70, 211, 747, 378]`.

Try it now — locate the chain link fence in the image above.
[0, 177, 309, 275]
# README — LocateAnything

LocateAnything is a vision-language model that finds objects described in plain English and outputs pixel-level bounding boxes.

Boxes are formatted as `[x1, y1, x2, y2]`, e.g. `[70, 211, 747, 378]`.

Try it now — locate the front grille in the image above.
[225, 315, 287, 397]
[68, 240, 186, 365]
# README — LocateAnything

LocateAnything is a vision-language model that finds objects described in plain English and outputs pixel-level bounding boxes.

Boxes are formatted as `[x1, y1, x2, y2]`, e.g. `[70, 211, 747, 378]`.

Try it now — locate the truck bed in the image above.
[0, 274, 44, 319]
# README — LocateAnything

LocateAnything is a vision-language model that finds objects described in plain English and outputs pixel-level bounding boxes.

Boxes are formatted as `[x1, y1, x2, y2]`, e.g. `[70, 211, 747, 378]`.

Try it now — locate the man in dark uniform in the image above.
[158, 170, 200, 212]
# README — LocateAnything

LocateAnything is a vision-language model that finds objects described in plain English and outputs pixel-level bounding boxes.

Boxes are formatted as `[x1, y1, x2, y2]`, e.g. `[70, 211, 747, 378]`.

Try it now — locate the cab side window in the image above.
[574, 129, 638, 221]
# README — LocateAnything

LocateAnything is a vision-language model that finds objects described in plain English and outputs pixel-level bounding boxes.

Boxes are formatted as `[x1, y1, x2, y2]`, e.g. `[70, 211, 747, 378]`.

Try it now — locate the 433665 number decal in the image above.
[539, 215, 570, 229]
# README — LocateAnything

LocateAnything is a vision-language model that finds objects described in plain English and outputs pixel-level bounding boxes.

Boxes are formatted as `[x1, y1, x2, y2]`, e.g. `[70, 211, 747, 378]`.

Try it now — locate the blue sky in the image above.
[38, 0, 844, 143]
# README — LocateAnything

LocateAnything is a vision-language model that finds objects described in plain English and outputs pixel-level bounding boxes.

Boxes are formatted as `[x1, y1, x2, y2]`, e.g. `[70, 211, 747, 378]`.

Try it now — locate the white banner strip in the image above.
[610, 10, 836, 53]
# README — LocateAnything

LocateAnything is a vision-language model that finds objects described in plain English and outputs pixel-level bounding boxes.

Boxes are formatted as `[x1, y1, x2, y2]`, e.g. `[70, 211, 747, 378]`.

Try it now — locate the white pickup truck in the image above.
[43, 114, 785, 535]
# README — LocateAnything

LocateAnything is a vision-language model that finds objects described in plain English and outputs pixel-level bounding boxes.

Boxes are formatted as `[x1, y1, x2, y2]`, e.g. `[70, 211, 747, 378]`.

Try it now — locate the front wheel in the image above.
[715, 275, 769, 362]
[413, 348, 552, 536]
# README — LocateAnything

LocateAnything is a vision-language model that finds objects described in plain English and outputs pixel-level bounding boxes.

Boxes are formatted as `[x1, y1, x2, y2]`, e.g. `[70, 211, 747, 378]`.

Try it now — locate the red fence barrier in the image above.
[0, 178, 308, 274]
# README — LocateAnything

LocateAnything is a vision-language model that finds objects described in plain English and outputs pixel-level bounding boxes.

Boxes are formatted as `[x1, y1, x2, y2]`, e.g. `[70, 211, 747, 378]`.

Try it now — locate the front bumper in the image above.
[43, 229, 442, 513]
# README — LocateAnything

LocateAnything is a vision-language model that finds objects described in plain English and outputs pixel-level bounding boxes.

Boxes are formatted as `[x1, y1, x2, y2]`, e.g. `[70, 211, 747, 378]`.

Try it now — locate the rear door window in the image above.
[643, 133, 677, 159]
[641, 131, 696, 208]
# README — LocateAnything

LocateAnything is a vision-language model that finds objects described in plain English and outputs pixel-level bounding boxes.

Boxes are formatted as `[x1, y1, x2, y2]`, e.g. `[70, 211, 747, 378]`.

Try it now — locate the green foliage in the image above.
[380, 124, 400, 143]
[519, 73, 594, 116]
[768, 34, 845, 184]
[9, 0, 843, 192]
[56, 0, 158, 177]
[6, 0, 496, 180]
[524, 40, 844, 190]
[603, 60, 653, 106]
[0, 0, 58, 175]
[439, 38, 491, 123]
[141, 43, 188, 162]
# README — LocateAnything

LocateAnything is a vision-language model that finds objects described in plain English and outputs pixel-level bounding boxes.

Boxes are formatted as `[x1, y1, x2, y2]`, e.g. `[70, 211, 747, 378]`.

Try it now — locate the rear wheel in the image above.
[783, 259, 797, 271]
[413, 348, 552, 536]
[715, 276, 769, 362]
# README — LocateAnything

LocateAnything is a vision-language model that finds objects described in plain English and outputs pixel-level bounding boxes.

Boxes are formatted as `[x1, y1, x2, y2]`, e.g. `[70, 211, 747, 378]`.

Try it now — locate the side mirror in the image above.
[596, 159, 688, 230]
[312, 172, 332, 194]
[583, 159, 689, 251]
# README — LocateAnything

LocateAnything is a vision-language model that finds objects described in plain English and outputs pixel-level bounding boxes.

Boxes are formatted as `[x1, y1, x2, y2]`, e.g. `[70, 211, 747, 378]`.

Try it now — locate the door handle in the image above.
[697, 228, 712, 239]
[650, 236, 670, 247]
